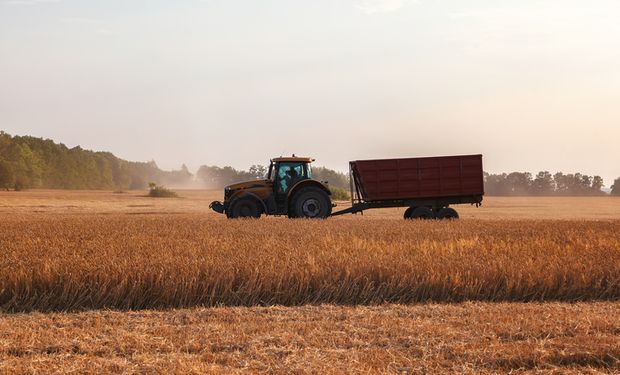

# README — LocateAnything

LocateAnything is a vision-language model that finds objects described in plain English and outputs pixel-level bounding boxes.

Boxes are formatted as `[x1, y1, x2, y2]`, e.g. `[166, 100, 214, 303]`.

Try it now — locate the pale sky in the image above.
[1, 0, 619, 185]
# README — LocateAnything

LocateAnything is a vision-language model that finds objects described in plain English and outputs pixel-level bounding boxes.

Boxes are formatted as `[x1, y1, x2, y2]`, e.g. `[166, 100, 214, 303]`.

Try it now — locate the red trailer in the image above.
[331, 154, 484, 219]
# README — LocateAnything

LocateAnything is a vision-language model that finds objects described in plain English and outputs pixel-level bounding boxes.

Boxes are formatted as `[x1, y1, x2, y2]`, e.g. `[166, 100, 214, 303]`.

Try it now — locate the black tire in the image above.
[227, 198, 261, 219]
[436, 207, 459, 220]
[405, 206, 435, 220]
[403, 207, 415, 220]
[290, 187, 332, 219]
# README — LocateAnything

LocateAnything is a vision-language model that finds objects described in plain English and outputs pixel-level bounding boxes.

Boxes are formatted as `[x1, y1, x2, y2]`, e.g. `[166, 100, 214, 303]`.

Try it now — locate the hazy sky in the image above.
[1, 0, 619, 185]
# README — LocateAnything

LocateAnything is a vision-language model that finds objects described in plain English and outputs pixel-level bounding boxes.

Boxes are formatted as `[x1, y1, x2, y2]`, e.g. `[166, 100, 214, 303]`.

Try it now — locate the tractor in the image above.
[209, 156, 332, 219]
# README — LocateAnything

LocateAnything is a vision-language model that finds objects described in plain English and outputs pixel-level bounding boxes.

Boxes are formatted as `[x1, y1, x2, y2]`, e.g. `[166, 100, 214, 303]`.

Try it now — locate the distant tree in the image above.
[506, 172, 532, 195]
[553, 172, 569, 195]
[532, 171, 554, 195]
[159, 164, 193, 187]
[312, 166, 349, 190]
[130, 174, 147, 190]
[591, 176, 604, 195]
[576, 173, 592, 195]
[329, 186, 350, 201]
[611, 178, 620, 196]
[197, 165, 245, 189]
[484, 173, 510, 196]
[0, 160, 14, 190]
[248, 165, 268, 179]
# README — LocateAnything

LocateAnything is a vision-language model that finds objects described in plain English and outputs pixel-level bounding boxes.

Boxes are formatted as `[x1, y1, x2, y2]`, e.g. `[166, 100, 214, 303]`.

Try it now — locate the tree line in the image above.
[0, 131, 193, 190]
[0, 132, 350, 191]
[1, 132, 618, 194]
[485, 172, 619, 196]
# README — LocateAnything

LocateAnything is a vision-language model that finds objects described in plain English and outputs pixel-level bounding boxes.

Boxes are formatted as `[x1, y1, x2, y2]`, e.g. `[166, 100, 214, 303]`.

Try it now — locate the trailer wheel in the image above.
[228, 198, 261, 219]
[406, 206, 435, 220]
[436, 207, 459, 220]
[403, 207, 414, 219]
[291, 187, 332, 219]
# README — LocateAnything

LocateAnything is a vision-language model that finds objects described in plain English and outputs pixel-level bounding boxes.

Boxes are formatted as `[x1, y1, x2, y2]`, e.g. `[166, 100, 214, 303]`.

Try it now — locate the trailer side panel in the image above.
[351, 154, 484, 202]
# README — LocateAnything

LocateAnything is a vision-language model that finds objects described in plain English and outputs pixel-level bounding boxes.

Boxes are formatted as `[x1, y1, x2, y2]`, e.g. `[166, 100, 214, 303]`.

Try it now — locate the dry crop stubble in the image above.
[0, 214, 618, 312]
[0, 303, 618, 374]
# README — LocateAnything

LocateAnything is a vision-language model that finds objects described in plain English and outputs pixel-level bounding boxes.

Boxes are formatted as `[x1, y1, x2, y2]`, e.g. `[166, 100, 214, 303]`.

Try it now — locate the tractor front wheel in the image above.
[227, 198, 261, 219]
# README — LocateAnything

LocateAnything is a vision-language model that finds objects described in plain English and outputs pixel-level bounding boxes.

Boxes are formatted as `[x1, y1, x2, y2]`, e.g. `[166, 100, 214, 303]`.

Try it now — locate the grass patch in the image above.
[330, 186, 350, 201]
[148, 182, 178, 198]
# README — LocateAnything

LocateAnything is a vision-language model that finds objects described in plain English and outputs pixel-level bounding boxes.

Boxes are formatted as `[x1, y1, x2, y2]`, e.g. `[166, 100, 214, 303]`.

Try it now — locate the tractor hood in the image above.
[225, 179, 271, 191]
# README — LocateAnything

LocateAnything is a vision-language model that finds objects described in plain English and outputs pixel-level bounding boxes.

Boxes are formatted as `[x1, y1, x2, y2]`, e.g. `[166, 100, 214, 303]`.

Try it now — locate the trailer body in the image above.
[332, 154, 484, 218]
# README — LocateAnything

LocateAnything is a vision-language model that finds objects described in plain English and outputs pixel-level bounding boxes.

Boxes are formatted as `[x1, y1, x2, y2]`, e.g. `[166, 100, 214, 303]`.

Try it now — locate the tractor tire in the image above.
[436, 207, 459, 220]
[227, 198, 261, 219]
[290, 187, 332, 219]
[405, 206, 435, 220]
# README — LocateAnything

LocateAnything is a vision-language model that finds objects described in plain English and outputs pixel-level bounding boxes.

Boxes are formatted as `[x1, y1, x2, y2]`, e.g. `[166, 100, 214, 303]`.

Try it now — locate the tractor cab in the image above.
[268, 156, 314, 196]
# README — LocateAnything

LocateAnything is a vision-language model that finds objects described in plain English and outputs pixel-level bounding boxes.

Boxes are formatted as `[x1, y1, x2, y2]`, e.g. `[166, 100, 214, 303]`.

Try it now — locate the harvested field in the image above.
[1, 189, 620, 219]
[1, 303, 618, 374]
[1, 191, 619, 373]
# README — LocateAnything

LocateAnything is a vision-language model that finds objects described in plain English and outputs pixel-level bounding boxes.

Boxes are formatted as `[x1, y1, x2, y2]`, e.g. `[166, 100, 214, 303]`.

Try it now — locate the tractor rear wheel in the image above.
[405, 206, 435, 220]
[228, 198, 261, 219]
[436, 207, 459, 220]
[290, 187, 332, 219]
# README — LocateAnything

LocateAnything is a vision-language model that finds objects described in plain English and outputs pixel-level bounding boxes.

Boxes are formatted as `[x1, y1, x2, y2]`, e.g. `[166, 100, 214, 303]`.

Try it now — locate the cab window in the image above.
[276, 162, 306, 193]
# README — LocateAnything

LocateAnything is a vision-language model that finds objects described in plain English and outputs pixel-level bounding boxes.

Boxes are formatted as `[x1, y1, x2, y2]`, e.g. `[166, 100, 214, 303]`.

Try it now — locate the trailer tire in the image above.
[403, 207, 415, 219]
[436, 207, 459, 220]
[290, 187, 332, 219]
[228, 198, 261, 219]
[406, 206, 435, 220]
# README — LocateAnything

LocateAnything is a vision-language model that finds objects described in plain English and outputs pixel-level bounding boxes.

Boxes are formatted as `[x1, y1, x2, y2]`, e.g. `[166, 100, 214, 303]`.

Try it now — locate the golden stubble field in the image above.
[0, 190, 619, 374]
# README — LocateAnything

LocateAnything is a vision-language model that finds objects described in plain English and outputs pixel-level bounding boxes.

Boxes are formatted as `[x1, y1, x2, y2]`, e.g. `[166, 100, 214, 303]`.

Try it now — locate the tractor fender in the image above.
[228, 192, 268, 214]
[287, 180, 331, 206]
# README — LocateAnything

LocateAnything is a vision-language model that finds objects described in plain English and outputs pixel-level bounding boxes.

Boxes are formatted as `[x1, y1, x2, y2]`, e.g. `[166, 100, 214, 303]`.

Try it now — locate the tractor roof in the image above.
[272, 155, 315, 163]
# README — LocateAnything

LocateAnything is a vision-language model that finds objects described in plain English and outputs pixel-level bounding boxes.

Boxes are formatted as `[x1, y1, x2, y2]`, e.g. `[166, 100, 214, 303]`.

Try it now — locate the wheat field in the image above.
[1, 215, 619, 312]
[0, 190, 619, 373]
